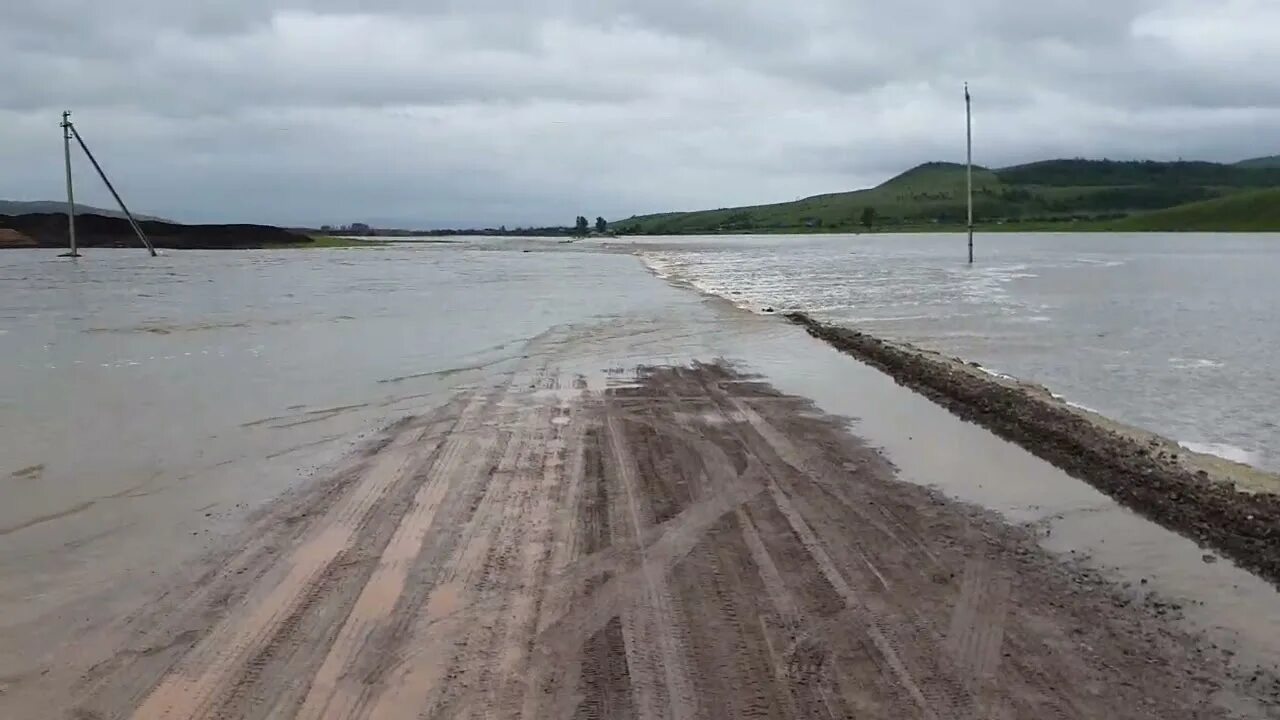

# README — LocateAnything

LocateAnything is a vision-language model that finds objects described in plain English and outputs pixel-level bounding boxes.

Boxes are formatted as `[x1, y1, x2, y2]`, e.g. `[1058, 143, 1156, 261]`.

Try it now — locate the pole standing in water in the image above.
[58, 112, 157, 257]
[68, 123, 157, 257]
[966, 83, 974, 264]
[61, 111, 80, 257]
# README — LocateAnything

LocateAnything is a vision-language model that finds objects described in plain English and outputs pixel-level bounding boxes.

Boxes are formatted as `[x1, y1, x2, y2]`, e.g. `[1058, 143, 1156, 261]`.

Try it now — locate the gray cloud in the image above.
[2, 0, 1277, 227]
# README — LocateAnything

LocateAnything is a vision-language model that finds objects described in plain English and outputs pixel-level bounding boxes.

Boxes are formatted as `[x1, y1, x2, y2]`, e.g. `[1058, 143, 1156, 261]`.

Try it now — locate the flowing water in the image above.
[0, 243, 690, 624]
[641, 232, 1280, 471]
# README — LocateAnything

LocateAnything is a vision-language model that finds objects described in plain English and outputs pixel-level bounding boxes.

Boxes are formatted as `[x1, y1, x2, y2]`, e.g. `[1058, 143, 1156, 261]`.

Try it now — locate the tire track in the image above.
[479, 399, 574, 717]
[292, 385, 502, 720]
[605, 408, 700, 720]
[359, 384, 549, 720]
[65, 413, 443, 720]
[734, 507, 814, 720]
[707, 387, 954, 719]
[522, 403, 594, 720]
[717, 389, 998, 719]
[219, 402, 496, 720]
[533, 424, 621, 720]
[574, 616, 637, 720]
[946, 557, 1011, 717]
[130, 417, 445, 720]
[662, 396, 811, 718]
[759, 465, 940, 718]
[425, 399, 558, 719]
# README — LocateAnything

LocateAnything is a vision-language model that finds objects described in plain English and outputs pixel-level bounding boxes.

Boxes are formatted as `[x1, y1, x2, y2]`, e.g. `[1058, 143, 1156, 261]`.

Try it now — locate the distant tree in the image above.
[499, 225, 507, 233]
[595, 216, 607, 234]
[320, 224, 333, 232]
[574, 216, 589, 236]
[860, 207, 878, 230]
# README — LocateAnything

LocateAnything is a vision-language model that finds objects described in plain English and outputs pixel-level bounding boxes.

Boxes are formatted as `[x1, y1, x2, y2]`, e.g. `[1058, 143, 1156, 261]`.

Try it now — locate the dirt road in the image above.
[27, 361, 1275, 719]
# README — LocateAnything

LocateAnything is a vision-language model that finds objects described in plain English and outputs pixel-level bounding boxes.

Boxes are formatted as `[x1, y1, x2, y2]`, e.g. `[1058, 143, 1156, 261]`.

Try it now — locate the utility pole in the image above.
[57, 112, 157, 257]
[966, 83, 974, 265]
[61, 111, 80, 257]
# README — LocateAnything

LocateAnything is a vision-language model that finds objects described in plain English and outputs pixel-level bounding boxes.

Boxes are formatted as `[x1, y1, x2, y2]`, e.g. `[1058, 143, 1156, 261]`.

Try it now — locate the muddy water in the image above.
[0, 244, 688, 652]
[2, 241, 1279, 685]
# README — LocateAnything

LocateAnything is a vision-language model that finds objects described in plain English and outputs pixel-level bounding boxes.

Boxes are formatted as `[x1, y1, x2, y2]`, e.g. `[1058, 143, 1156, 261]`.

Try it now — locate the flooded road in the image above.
[0, 245, 674, 632]
[53, 358, 1267, 719]
[2, 241, 1279, 718]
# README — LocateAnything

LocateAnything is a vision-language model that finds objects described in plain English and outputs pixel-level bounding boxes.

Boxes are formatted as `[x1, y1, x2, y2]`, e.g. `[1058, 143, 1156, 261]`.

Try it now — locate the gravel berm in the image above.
[787, 311, 1280, 587]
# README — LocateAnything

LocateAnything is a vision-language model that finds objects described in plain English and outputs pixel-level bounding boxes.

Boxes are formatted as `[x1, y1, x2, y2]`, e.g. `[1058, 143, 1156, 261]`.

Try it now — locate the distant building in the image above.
[348, 223, 371, 233]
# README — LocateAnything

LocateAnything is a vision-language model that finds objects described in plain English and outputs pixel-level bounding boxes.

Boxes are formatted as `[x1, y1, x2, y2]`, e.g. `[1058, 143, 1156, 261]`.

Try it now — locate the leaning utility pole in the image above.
[68, 122, 156, 256]
[57, 112, 157, 257]
[61, 111, 80, 257]
[965, 83, 974, 265]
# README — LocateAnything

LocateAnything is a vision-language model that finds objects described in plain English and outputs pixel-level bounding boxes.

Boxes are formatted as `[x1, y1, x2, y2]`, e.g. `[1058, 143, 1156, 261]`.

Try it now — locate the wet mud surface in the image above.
[9, 358, 1276, 719]
[788, 312, 1280, 590]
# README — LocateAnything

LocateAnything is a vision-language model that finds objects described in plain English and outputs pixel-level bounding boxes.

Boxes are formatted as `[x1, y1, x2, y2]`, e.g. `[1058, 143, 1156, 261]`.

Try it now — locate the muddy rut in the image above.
[39, 362, 1276, 719]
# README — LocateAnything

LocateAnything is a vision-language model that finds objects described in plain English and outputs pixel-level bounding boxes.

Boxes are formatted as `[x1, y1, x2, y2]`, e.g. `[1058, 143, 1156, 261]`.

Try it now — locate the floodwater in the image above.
[0, 245, 673, 608]
[2, 239, 1279, 684]
[642, 232, 1280, 471]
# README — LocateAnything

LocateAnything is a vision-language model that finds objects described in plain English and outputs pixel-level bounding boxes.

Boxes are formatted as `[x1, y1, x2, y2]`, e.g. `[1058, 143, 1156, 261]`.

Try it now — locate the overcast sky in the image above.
[2, 0, 1278, 228]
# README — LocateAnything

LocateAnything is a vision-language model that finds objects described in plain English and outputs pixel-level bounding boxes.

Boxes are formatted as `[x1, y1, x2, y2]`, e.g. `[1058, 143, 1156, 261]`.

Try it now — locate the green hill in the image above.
[1235, 156, 1280, 169]
[614, 163, 995, 234]
[612, 158, 1280, 234]
[1098, 188, 1280, 232]
[996, 159, 1280, 187]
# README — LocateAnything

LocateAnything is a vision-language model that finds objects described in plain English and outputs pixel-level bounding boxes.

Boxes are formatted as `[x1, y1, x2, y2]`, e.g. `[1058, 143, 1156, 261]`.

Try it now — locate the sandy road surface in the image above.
[23, 359, 1274, 719]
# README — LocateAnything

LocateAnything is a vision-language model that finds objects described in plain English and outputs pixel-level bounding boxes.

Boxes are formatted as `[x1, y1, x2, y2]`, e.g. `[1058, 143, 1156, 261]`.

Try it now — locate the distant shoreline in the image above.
[612, 161, 1280, 235]
[605, 223, 1280, 236]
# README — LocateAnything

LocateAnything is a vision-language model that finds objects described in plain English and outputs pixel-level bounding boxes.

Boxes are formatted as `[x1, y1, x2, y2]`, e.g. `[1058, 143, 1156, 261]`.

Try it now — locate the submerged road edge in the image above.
[785, 311, 1280, 588]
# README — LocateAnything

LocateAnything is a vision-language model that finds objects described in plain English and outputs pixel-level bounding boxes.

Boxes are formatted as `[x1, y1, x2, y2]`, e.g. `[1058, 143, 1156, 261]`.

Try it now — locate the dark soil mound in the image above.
[0, 213, 309, 249]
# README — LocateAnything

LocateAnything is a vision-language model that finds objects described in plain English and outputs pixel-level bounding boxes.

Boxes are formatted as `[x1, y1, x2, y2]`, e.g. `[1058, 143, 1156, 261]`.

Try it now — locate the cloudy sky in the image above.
[2, 0, 1278, 228]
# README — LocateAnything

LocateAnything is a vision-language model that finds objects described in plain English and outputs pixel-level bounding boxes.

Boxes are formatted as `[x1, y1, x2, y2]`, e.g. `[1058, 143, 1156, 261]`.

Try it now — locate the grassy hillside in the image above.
[613, 159, 1280, 234]
[616, 163, 1002, 234]
[1236, 156, 1280, 169]
[614, 163, 996, 234]
[996, 159, 1280, 187]
[1097, 188, 1280, 232]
